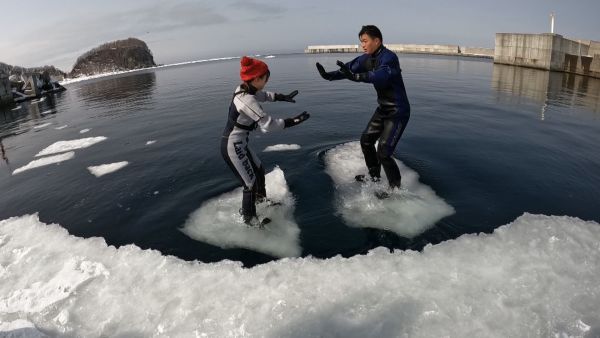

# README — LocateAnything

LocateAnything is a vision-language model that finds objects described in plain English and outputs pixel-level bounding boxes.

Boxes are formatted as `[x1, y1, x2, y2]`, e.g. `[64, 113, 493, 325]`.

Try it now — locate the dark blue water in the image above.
[2, 54, 599, 266]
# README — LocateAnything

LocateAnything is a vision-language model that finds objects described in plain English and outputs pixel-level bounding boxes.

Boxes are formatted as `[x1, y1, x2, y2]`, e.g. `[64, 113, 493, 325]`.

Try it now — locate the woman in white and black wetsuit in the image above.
[221, 56, 310, 227]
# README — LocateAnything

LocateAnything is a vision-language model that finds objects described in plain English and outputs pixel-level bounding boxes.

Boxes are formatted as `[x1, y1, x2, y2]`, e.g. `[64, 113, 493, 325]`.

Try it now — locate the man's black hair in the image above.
[358, 25, 383, 41]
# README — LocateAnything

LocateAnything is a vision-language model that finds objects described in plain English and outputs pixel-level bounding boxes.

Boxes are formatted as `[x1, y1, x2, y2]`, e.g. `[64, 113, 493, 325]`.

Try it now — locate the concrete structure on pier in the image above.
[305, 44, 494, 58]
[494, 33, 600, 79]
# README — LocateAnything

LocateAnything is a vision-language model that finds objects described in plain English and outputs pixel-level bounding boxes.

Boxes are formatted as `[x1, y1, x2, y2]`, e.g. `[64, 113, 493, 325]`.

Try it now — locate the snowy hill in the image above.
[69, 38, 156, 78]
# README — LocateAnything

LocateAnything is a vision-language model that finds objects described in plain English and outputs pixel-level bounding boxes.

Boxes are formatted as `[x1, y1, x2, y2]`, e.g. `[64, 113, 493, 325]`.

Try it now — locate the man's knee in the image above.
[361, 133, 375, 147]
[377, 143, 393, 161]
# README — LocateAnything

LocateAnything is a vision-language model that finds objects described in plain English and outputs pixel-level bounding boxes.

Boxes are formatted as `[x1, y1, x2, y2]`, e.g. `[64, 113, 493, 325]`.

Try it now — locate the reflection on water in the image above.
[0, 93, 60, 136]
[77, 72, 156, 115]
[492, 64, 600, 115]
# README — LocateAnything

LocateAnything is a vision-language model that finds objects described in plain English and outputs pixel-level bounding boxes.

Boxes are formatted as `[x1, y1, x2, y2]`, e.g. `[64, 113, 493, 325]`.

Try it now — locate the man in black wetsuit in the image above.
[316, 25, 411, 197]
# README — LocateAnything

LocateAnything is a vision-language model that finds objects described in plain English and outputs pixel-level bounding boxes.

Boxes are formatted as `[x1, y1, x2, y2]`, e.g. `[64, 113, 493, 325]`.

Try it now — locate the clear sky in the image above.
[1, 0, 599, 71]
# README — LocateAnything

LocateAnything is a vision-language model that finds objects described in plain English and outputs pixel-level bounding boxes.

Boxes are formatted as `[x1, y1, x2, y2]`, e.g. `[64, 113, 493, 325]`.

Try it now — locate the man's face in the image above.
[360, 34, 381, 55]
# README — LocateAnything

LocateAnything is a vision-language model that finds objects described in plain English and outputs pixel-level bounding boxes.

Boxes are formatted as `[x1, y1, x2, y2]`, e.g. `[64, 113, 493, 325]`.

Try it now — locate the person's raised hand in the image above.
[284, 111, 310, 128]
[274, 90, 299, 103]
[336, 60, 356, 81]
[336, 60, 368, 82]
[316, 63, 333, 81]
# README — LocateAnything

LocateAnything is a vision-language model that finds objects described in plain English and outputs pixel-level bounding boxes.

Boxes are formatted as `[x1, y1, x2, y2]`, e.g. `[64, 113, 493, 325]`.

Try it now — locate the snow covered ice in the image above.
[1, 213, 599, 337]
[40, 109, 56, 116]
[36, 137, 107, 157]
[181, 166, 301, 258]
[324, 141, 455, 237]
[87, 161, 129, 177]
[263, 144, 301, 152]
[32, 123, 52, 130]
[12, 152, 75, 175]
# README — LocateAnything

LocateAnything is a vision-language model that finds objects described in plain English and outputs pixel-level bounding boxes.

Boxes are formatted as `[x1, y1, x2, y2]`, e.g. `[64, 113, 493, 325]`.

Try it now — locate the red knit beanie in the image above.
[240, 56, 269, 82]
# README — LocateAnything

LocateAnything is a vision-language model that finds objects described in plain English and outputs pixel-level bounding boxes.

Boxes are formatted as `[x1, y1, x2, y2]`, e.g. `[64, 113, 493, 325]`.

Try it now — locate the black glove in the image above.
[274, 90, 298, 103]
[284, 111, 310, 128]
[316, 62, 335, 81]
[336, 60, 368, 82]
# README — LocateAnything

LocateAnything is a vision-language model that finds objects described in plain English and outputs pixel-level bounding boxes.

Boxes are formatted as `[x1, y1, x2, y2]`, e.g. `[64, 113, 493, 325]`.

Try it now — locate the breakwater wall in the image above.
[495, 33, 600, 79]
[305, 44, 494, 58]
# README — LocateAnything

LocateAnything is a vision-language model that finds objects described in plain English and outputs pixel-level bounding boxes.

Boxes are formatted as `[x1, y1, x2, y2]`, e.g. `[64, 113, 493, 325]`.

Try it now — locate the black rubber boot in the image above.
[355, 174, 381, 183]
[356, 167, 382, 183]
[244, 215, 271, 228]
[374, 190, 391, 200]
[258, 198, 282, 207]
[242, 187, 257, 221]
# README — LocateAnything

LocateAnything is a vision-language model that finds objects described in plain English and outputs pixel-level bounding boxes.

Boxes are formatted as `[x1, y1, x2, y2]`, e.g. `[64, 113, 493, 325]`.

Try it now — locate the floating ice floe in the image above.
[36, 137, 107, 157]
[324, 141, 455, 237]
[263, 144, 301, 152]
[181, 166, 301, 258]
[33, 123, 52, 129]
[0, 213, 599, 337]
[12, 152, 75, 175]
[79, 129, 90, 134]
[87, 161, 129, 177]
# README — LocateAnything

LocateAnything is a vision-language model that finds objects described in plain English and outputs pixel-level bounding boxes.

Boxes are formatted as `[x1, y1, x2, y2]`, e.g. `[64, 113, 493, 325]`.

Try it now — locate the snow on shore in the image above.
[1, 213, 599, 337]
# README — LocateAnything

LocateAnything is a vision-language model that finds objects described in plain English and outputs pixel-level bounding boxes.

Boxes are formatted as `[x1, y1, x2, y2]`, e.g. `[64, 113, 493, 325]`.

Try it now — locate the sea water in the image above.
[1, 54, 599, 264]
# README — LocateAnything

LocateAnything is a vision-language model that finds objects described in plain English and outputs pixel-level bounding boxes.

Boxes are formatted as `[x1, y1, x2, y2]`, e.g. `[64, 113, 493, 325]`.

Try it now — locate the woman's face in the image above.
[250, 74, 269, 90]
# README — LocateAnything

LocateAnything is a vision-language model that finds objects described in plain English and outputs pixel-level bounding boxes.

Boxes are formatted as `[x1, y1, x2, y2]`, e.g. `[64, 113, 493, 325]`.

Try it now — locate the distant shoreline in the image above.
[59, 51, 494, 86]
[59, 55, 252, 85]
[304, 44, 494, 59]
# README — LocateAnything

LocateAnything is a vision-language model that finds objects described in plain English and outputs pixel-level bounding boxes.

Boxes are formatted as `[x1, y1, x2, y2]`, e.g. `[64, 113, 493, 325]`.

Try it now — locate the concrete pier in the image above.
[494, 33, 600, 79]
[305, 44, 494, 58]
[386, 44, 461, 56]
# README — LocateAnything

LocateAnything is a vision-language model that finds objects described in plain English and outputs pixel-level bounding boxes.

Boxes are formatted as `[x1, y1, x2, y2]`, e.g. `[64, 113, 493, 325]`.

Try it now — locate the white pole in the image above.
[550, 12, 555, 34]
